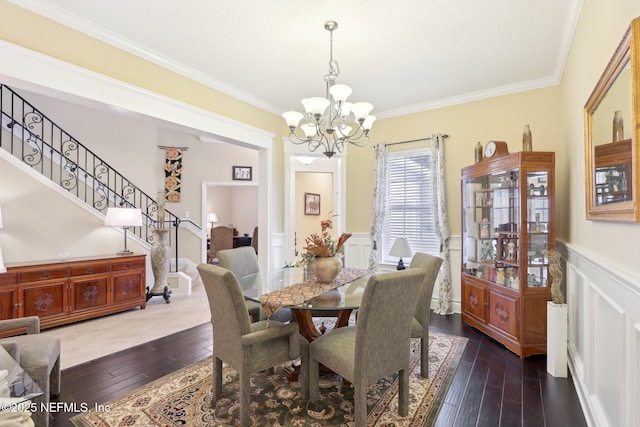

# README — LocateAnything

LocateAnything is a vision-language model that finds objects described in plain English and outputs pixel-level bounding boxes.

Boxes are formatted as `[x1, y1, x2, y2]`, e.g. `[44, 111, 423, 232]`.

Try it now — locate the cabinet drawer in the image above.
[0, 273, 18, 286]
[111, 259, 145, 272]
[19, 268, 68, 283]
[489, 291, 518, 338]
[71, 264, 110, 276]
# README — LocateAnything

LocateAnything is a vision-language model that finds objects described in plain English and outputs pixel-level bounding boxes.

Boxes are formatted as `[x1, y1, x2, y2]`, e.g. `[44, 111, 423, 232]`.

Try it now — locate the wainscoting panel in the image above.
[560, 241, 640, 427]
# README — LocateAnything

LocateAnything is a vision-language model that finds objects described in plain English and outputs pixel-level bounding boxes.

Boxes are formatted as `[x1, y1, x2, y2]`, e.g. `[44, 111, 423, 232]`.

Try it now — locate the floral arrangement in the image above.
[300, 213, 352, 264]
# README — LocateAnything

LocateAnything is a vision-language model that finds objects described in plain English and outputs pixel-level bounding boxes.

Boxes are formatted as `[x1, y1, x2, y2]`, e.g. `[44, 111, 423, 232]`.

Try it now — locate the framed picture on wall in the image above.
[304, 192, 320, 215]
[232, 166, 252, 181]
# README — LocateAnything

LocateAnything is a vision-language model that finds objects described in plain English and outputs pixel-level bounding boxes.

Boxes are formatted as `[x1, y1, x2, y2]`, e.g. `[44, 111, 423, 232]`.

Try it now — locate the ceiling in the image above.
[12, 0, 582, 119]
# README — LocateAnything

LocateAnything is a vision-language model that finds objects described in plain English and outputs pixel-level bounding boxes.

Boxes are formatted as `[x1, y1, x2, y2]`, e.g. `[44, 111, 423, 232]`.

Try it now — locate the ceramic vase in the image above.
[522, 125, 532, 151]
[613, 110, 624, 142]
[310, 256, 342, 282]
[150, 229, 170, 294]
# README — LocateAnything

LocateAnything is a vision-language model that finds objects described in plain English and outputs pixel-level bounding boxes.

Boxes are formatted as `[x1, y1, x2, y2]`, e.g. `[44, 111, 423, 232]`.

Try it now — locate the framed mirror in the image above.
[584, 17, 639, 222]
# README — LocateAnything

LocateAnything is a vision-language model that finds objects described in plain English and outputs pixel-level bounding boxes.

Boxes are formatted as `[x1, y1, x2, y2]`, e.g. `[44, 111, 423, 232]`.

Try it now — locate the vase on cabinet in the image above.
[310, 256, 342, 283]
[149, 228, 172, 303]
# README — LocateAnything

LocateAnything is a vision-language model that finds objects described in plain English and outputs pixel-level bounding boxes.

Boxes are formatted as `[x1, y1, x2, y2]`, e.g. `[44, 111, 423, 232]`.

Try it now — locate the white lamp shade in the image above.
[362, 115, 377, 130]
[329, 84, 352, 103]
[282, 111, 304, 128]
[105, 207, 143, 227]
[351, 102, 374, 120]
[0, 205, 3, 229]
[301, 123, 318, 138]
[301, 97, 330, 116]
[207, 213, 219, 223]
[335, 125, 352, 138]
[339, 102, 352, 119]
[389, 237, 413, 258]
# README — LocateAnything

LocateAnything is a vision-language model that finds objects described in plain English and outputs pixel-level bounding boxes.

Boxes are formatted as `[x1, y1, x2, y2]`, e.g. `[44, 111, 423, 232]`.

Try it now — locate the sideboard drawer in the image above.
[0, 273, 17, 286]
[19, 268, 68, 283]
[71, 264, 110, 277]
[111, 259, 145, 272]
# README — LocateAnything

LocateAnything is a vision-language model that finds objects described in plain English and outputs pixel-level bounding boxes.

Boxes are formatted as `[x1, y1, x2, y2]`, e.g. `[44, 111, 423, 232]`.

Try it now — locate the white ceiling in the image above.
[11, 0, 582, 119]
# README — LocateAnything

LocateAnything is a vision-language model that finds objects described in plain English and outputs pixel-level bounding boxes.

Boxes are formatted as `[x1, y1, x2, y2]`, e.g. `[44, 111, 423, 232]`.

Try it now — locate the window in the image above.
[381, 148, 440, 264]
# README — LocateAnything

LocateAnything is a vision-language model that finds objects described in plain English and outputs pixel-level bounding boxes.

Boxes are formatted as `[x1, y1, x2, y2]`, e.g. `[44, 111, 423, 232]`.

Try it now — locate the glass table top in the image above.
[0, 344, 43, 409]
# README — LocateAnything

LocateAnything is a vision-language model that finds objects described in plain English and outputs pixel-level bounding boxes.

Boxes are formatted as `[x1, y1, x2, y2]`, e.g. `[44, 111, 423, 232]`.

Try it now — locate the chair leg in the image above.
[239, 368, 251, 427]
[299, 343, 309, 400]
[308, 357, 319, 401]
[212, 357, 223, 406]
[398, 368, 409, 417]
[354, 382, 368, 427]
[420, 335, 429, 378]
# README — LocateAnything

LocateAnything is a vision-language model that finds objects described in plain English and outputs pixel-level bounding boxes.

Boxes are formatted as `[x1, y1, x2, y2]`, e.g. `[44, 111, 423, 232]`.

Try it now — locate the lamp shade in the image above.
[105, 207, 142, 227]
[207, 213, 219, 223]
[389, 237, 412, 258]
[0, 205, 3, 229]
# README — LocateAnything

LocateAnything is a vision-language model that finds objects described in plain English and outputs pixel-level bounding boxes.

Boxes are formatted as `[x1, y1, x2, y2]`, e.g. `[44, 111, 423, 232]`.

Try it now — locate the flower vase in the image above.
[150, 229, 171, 299]
[310, 256, 342, 283]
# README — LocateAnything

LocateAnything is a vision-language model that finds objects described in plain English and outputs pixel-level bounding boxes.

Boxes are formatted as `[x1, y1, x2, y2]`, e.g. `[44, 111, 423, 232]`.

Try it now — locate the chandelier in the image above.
[282, 21, 376, 158]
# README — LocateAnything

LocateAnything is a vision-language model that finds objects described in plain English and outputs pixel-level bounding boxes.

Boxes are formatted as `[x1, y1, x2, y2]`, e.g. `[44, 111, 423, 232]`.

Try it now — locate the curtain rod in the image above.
[383, 134, 449, 147]
[157, 145, 190, 151]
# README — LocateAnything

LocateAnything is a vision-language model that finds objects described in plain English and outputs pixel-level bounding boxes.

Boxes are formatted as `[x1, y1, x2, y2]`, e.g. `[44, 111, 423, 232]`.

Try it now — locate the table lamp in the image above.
[389, 237, 412, 270]
[105, 207, 143, 255]
[0, 205, 5, 273]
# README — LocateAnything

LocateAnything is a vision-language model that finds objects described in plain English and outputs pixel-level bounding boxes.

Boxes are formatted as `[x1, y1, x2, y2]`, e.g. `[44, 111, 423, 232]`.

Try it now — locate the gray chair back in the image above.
[217, 246, 259, 280]
[197, 264, 253, 361]
[409, 252, 443, 328]
[354, 269, 425, 382]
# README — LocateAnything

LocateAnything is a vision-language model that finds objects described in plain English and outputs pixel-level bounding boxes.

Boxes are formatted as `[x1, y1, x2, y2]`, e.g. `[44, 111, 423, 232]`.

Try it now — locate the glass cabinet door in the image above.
[462, 170, 520, 289]
[526, 171, 550, 288]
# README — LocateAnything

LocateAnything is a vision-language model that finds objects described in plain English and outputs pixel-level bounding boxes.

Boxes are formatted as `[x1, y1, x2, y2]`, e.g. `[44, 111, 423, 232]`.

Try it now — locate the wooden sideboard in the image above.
[0, 254, 146, 333]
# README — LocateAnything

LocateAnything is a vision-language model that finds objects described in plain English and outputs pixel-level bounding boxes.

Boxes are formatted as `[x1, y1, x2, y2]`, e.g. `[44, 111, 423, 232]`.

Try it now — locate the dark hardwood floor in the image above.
[50, 313, 587, 426]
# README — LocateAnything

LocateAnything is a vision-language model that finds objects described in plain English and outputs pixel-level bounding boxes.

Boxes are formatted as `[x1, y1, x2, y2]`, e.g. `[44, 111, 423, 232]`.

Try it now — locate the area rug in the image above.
[71, 332, 466, 426]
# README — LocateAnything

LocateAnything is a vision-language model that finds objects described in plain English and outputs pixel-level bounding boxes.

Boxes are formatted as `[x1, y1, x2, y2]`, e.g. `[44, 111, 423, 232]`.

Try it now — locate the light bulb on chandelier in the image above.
[282, 21, 376, 158]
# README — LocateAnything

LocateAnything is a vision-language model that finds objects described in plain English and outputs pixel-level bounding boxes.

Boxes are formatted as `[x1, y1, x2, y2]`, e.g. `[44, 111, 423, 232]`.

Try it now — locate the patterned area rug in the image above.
[71, 331, 466, 427]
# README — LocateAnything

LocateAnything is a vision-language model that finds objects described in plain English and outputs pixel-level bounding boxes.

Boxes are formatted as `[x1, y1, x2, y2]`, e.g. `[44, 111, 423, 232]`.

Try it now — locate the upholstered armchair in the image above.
[197, 263, 308, 427]
[408, 252, 443, 377]
[209, 225, 234, 262]
[308, 269, 425, 427]
[0, 316, 61, 427]
[217, 246, 293, 323]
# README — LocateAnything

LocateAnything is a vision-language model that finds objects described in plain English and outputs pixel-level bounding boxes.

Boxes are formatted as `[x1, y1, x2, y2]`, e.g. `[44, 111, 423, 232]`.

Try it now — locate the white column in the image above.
[547, 301, 568, 377]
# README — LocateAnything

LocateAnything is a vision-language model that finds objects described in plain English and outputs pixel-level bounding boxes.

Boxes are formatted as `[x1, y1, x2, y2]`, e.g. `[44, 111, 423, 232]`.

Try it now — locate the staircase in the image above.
[0, 84, 199, 272]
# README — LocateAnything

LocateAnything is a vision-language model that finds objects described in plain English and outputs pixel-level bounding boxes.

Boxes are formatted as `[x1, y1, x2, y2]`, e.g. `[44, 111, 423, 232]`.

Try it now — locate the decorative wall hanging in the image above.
[161, 147, 184, 202]
[304, 192, 321, 215]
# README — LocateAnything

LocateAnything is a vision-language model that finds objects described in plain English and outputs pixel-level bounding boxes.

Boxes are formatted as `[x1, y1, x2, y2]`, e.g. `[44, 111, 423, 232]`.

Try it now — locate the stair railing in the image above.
[0, 84, 197, 271]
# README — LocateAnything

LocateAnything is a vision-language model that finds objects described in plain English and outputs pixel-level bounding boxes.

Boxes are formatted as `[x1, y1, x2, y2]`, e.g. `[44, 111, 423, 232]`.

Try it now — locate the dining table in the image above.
[238, 266, 372, 342]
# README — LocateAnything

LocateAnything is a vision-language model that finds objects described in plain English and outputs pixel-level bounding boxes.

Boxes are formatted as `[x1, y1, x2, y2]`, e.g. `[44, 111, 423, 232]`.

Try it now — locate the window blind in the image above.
[381, 149, 440, 264]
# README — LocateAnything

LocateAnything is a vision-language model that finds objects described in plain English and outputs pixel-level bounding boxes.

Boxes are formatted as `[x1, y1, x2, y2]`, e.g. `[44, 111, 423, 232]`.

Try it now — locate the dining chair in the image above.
[209, 225, 234, 263]
[308, 269, 425, 427]
[408, 252, 443, 377]
[197, 263, 308, 427]
[217, 246, 293, 323]
[0, 316, 61, 427]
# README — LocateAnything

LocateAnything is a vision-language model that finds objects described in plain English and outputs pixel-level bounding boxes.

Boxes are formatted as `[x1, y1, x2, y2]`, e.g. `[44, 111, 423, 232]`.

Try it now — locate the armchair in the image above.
[308, 269, 425, 427]
[197, 263, 308, 427]
[0, 316, 61, 427]
[408, 252, 443, 377]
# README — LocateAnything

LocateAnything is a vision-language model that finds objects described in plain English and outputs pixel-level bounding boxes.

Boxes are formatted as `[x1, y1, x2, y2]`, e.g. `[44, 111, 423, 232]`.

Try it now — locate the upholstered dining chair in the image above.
[408, 252, 443, 377]
[308, 269, 425, 427]
[197, 263, 308, 427]
[209, 225, 234, 263]
[0, 316, 61, 427]
[217, 246, 293, 323]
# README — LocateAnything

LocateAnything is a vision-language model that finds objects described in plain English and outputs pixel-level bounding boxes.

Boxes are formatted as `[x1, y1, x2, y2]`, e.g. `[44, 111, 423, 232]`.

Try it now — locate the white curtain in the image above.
[368, 143, 389, 271]
[430, 133, 453, 314]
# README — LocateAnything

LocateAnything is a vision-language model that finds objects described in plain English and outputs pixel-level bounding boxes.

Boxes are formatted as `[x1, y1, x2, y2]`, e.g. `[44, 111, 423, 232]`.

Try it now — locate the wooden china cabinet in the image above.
[0, 254, 146, 332]
[461, 143, 555, 358]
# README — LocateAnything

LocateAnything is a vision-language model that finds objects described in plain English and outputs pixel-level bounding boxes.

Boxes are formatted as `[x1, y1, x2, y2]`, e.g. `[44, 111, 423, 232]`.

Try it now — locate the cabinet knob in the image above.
[40, 272, 51, 279]
[124, 263, 132, 269]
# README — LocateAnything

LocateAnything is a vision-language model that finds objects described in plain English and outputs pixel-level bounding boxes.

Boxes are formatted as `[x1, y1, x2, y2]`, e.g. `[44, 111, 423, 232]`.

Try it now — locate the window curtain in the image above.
[430, 133, 453, 314]
[368, 143, 389, 271]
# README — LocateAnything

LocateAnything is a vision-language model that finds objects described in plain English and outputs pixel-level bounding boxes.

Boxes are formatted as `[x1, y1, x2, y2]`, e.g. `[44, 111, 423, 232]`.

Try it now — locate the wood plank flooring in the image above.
[49, 313, 587, 426]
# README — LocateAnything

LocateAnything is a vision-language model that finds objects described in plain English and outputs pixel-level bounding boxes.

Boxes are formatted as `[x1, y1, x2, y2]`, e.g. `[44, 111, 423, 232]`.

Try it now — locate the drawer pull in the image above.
[86, 268, 96, 274]
[40, 272, 51, 279]
[124, 263, 132, 269]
